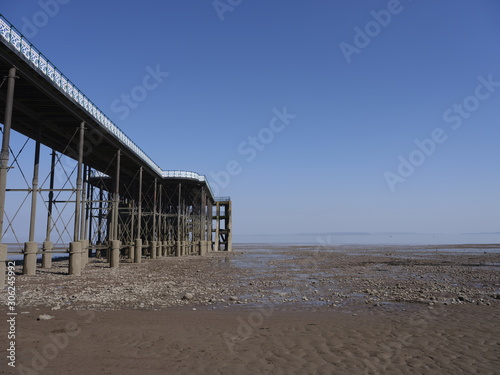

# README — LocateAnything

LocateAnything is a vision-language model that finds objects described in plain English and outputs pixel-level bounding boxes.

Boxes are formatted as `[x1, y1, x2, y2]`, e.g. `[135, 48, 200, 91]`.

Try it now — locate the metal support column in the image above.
[80, 164, 89, 265]
[199, 187, 205, 256]
[214, 202, 220, 251]
[158, 184, 163, 257]
[151, 178, 157, 259]
[208, 199, 213, 252]
[69, 122, 85, 275]
[129, 199, 135, 261]
[134, 167, 142, 263]
[42, 151, 56, 268]
[23, 127, 41, 275]
[110, 149, 121, 267]
[176, 183, 181, 257]
[73, 122, 85, 242]
[0, 67, 20, 285]
[0, 68, 17, 241]
[226, 200, 233, 252]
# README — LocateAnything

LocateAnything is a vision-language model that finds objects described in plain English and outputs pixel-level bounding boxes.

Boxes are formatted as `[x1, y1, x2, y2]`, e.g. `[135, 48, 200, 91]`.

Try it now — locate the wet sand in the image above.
[1, 244, 499, 374]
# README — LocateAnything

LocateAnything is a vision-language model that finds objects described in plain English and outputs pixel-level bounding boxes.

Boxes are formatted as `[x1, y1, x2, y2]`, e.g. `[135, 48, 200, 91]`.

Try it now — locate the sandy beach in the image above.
[1, 244, 499, 374]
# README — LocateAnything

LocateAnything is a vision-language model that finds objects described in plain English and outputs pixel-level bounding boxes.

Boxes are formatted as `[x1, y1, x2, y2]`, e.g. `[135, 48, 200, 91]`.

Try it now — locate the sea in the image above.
[233, 232, 500, 246]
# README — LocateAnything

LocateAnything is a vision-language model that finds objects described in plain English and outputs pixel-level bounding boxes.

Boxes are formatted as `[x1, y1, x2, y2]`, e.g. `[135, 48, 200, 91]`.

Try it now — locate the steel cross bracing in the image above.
[0, 14, 231, 282]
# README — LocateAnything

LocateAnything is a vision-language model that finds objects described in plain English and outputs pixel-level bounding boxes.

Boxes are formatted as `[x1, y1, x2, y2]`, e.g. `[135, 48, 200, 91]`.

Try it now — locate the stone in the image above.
[182, 293, 194, 300]
[37, 314, 55, 321]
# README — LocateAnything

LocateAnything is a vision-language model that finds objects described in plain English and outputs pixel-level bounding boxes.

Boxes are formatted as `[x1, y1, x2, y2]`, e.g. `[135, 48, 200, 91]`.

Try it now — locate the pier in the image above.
[0, 15, 231, 285]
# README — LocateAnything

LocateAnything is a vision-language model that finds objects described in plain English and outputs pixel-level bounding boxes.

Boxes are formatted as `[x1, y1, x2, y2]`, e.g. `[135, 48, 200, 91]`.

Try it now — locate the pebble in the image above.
[37, 314, 55, 320]
[182, 293, 194, 301]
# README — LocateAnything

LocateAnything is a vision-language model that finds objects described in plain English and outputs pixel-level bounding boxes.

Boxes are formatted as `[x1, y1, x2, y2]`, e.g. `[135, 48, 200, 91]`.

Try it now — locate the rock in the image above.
[51, 305, 61, 311]
[182, 293, 194, 300]
[37, 314, 54, 321]
[229, 296, 238, 301]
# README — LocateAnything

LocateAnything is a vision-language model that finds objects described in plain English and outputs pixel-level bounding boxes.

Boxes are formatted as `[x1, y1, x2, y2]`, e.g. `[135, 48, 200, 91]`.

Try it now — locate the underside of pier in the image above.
[0, 15, 231, 283]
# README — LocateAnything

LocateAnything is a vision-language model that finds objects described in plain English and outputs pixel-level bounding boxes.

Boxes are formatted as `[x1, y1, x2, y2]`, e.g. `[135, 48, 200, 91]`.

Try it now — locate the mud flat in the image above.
[2, 244, 499, 374]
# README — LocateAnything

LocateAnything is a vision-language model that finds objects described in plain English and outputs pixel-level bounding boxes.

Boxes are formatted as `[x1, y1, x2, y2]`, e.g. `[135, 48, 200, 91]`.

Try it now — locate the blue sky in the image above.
[2, 0, 500, 235]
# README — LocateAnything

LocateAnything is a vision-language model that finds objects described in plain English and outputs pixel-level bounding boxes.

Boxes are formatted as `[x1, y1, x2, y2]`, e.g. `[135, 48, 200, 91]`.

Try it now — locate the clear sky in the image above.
[2, 1, 500, 235]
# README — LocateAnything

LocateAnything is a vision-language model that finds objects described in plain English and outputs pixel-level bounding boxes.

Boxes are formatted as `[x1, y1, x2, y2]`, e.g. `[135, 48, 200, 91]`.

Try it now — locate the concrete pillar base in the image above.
[110, 240, 121, 268]
[69, 242, 82, 276]
[23, 241, 38, 276]
[170, 241, 175, 256]
[80, 239, 89, 267]
[201, 241, 208, 256]
[175, 241, 180, 257]
[42, 241, 53, 269]
[197, 241, 202, 256]
[129, 244, 135, 262]
[134, 239, 142, 264]
[150, 241, 157, 259]
[162, 241, 167, 257]
[0, 244, 7, 289]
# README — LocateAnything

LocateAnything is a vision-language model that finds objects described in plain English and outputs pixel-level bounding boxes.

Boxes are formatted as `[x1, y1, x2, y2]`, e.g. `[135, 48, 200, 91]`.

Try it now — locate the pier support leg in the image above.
[43, 151, 56, 263]
[23, 242, 37, 276]
[110, 240, 120, 268]
[42, 241, 52, 269]
[69, 242, 82, 276]
[0, 244, 7, 289]
[227, 201, 232, 252]
[74, 123, 85, 244]
[0, 68, 16, 244]
[214, 203, 220, 251]
[0, 68, 17, 276]
[134, 238, 142, 263]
